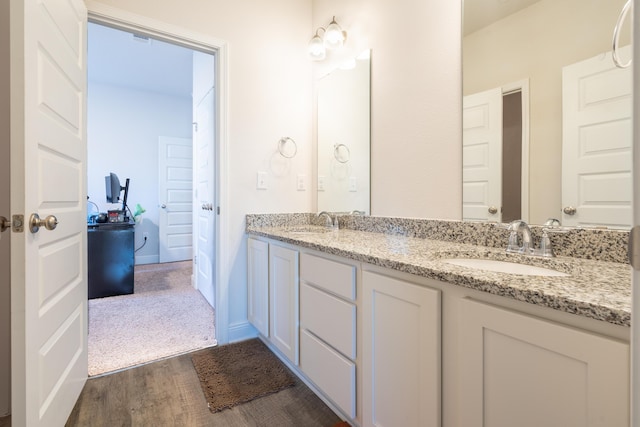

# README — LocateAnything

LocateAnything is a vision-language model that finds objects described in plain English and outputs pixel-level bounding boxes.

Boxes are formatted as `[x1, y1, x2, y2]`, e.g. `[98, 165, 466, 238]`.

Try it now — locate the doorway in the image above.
[86, 21, 218, 375]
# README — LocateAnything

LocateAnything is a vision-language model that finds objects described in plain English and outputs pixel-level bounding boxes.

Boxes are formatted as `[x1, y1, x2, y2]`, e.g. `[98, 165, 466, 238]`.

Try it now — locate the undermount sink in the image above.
[442, 258, 569, 277]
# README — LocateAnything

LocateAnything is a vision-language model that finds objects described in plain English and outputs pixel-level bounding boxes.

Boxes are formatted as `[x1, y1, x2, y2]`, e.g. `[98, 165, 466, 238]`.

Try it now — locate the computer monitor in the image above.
[105, 172, 130, 213]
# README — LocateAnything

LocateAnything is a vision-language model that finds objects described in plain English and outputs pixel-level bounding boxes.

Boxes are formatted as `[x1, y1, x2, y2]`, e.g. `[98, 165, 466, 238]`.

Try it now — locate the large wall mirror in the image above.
[317, 50, 371, 214]
[462, 0, 632, 228]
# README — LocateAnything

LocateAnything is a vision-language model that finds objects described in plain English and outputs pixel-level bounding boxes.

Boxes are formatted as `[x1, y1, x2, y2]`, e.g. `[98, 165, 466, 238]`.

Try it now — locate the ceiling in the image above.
[463, 0, 543, 36]
[87, 22, 194, 97]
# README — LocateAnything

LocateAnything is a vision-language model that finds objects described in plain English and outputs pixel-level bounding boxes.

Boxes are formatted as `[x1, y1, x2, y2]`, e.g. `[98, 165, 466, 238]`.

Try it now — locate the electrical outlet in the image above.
[257, 171, 268, 190]
[297, 174, 306, 191]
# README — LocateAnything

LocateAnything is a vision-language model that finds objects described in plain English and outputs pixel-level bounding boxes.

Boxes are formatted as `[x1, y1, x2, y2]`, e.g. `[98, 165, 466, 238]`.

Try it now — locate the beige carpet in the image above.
[88, 261, 216, 376]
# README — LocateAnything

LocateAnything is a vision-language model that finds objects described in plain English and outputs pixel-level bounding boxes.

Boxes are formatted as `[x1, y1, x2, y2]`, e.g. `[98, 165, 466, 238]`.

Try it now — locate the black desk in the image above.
[87, 221, 135, 299]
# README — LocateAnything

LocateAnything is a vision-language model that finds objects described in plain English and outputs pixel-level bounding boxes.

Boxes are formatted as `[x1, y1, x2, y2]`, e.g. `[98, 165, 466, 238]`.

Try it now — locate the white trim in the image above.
[134, 254, 160, 265]
[86, 2, 231, 344]
[228, 321, 259, 343]
[502, 79, 530, 223]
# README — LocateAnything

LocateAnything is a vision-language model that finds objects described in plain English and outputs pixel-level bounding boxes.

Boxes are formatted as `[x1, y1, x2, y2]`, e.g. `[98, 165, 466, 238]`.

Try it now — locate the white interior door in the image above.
[193, 51, 215, 308]
[158, 136, 193, 263]
[562, 47, 632, 228]
[463, 88, 503, 222]
[193, 89, 215, 307]
[10, 0, 88, 425]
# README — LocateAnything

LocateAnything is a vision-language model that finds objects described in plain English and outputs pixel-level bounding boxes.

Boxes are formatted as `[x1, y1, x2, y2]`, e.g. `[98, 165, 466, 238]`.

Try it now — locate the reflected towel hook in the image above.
[612, 0, 632, 68]
[334, 143, 350, 163]
[278, 137, 297, 158]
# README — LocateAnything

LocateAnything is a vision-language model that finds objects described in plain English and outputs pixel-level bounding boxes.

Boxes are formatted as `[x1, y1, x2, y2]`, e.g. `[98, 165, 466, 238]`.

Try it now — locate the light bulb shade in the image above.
[324, 17, 345, 49]
[308, 34, 326, 60]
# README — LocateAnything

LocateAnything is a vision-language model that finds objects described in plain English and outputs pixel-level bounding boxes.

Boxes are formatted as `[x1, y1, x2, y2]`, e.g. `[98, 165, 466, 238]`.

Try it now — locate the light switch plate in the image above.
[297, 174, 306, 191]
[257, 171, 268, 190]
[318, 175, 325, 191]
[349, 176, 357, 192]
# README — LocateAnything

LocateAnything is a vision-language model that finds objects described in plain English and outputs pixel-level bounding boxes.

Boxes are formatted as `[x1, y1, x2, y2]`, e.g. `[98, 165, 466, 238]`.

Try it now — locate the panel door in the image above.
[458, 298, 629, 427]
[463, 87, 503, 222]
[192, 52, 215, 307]
[269, 244, 299, 365]
[10, 0, 88, 425]
[562, 47, 632, 228]
[247, 238, 269, 337]
[362, 271, 441, 427]
[158, 136, 193, 263]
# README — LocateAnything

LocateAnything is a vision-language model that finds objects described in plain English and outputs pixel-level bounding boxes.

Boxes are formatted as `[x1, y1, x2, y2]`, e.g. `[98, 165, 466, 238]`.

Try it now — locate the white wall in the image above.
[0, 0, 10, 416]
[88, 0, 314, 341]
[87, 82, 193, 264]
[312, 0, 462, 219]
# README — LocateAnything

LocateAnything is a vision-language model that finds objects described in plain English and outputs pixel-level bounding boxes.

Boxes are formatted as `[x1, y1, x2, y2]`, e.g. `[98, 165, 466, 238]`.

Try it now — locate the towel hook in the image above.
[278, 137, 297, 158]
[334, 143, 350, 163]
[612, 0, 632, 68]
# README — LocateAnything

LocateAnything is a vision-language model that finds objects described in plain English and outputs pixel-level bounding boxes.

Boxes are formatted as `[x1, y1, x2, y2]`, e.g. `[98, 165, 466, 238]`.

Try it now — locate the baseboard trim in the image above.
[135, 255, 159, 265]
[227, 321, 258, 343]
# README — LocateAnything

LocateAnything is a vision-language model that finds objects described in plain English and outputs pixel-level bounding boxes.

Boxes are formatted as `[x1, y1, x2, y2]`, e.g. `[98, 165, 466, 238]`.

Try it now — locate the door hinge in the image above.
[629, 226, 640, 270]
[217, 206, 220, 215]
[194, 255, 197, 265]
[192, 122, 198, 132]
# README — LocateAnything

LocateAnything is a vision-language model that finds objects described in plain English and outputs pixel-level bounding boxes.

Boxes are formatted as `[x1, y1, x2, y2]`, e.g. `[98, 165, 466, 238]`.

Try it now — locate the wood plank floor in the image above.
[66, 349, 344, 427]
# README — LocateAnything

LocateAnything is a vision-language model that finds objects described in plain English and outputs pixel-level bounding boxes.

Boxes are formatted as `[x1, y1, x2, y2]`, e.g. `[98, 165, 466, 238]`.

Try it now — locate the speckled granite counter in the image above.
[246, 214, 632, 327]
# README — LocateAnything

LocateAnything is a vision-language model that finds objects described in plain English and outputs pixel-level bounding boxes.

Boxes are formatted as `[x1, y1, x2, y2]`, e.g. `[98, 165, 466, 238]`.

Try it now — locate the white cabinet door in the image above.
[247, 238, 269, 337]
[362, 271, 441, 427]
[269, 244, 299, 364]
[458, 298, 629, 427]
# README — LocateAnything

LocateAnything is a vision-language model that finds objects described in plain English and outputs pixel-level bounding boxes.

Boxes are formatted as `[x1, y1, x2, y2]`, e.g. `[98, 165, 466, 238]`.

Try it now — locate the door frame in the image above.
[86, 2, 230, 344]
[502, 79, 530, 223]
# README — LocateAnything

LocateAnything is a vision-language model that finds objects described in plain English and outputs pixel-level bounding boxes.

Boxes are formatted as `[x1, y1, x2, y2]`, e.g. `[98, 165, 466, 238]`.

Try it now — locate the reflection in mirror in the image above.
[462, 0, 632, 228]
[317, 50, 371, 214]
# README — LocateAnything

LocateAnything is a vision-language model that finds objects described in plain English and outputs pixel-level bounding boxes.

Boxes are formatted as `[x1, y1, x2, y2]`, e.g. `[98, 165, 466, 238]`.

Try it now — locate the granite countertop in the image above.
[247, 224, 632, 327]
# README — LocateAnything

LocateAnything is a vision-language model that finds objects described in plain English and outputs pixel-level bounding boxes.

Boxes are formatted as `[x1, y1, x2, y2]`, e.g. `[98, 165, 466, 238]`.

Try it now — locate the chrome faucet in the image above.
[506, 220, 533, 254]
[317, 211, 337, 229]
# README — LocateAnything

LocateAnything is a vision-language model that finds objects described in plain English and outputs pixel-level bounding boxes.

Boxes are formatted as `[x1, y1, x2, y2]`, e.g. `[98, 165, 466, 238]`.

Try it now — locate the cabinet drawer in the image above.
[300, 282, 356, 359]
[300, 329, 356, 419]
[300, 252, 355, 301]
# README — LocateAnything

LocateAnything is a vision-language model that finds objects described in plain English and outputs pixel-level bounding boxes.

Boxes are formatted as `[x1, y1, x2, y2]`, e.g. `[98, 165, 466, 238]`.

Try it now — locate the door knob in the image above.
[29, 213, 58, 233]
[161, 204, 167, 209]
[488, 206, 498, 215]
[0, 216, 10, 233]
[563, 206, 577, 215]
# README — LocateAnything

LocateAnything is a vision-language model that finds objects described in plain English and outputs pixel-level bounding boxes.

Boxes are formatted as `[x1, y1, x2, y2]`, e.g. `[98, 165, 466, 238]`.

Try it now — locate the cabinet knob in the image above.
[563, 206, 577, 215]
[488, 206, 498, 215]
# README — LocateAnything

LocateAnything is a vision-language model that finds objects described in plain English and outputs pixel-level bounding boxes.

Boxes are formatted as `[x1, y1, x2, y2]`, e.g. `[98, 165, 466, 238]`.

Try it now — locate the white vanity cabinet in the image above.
[299, 252, 358, 418]
[247, 233, 630, 427]
[247, 237, 269, 337]
[247, 237, 300, 365]
[362, 270, 442, 427]
[457, 298, 629, 427]
[269, 243, 299, 365]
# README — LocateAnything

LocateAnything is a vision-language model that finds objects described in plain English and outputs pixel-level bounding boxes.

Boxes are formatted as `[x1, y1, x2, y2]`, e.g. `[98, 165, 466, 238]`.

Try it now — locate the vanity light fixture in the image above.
[308, 16, 347, 61]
